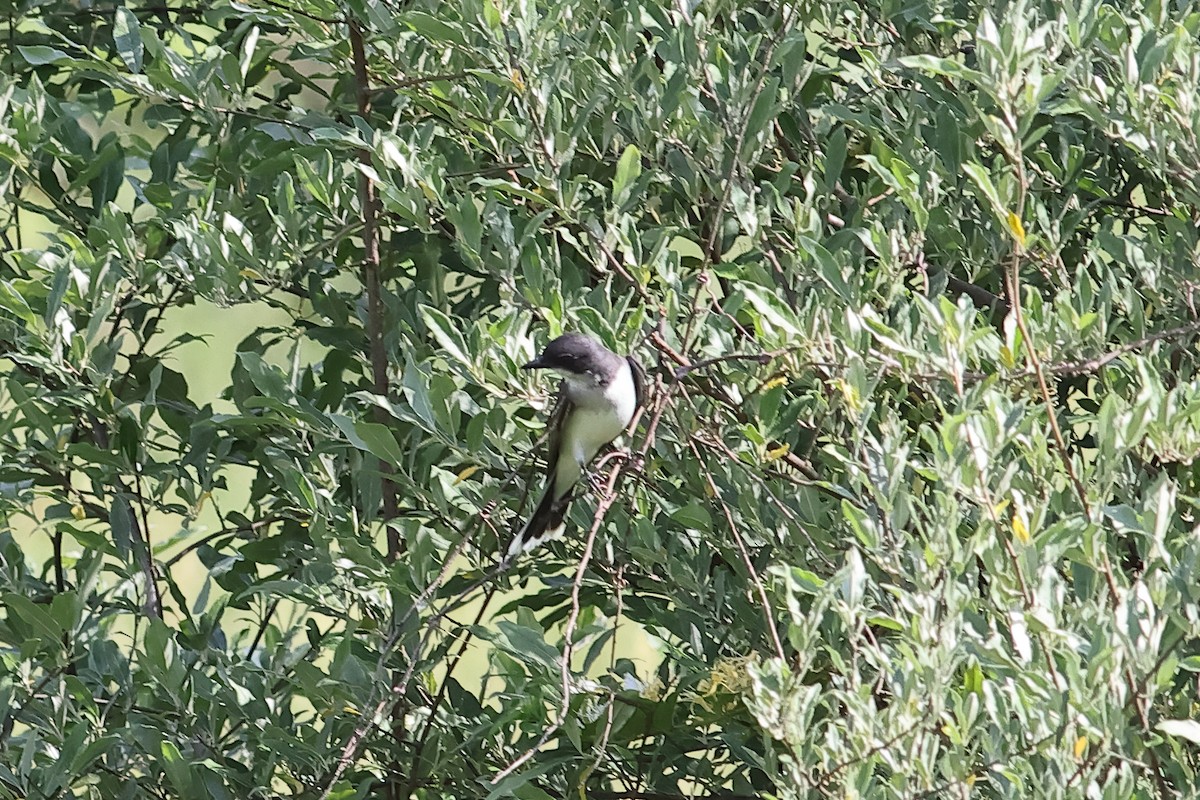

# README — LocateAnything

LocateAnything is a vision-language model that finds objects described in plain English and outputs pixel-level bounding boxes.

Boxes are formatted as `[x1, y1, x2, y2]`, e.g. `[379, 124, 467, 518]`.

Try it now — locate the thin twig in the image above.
[687, 438, 786, 661]
[113, 282, 181, 398]
[813, 713, 933, 788]
[491, 453, 634, 784]
[1049, 320, 1200, 376]
[164, 515, 289, 569]
[673, 348, 788, 379]
[699, 4, 800, 262]
[683, 3, 802, 353]
[649, 330, 821, 482]
[583, 224, 656, 307]
[317, 539, 509, 797]
[369, 71, 473, 94]
[245, 597, 282, 661]
[0, 670, 63, 745]
[259, 0, 340, 24]
[490, 364, 669, 786]
[576, 562, 626, 788]
[131, 468, 159, 617]
[1001, 111, 1173, 797]
[406, 585, 499, 793]
[317, 414, 573, 796]
[1007, 261, 1095, 513]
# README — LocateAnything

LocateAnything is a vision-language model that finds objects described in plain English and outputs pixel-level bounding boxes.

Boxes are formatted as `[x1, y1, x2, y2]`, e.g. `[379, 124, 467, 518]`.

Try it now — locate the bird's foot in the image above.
[583, 467, 605, 493]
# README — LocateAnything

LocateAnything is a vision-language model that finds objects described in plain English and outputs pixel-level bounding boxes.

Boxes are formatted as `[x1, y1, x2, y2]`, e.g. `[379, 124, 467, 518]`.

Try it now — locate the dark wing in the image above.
[627, 356, 645, 410]
[543, 379, 572, 479]
[506, 381, 574, 558]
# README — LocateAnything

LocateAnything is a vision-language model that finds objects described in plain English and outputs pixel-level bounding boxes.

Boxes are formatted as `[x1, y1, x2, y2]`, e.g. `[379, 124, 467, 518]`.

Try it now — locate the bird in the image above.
[508, 332, 643, 558]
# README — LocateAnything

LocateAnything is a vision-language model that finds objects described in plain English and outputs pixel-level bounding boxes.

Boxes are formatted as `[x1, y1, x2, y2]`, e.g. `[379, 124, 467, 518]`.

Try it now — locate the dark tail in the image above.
[507, 482, 572, 558]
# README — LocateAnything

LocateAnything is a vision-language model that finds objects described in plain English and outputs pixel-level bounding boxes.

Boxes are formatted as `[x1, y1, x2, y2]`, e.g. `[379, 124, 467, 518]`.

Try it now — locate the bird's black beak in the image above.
[521, 356, 544, 370]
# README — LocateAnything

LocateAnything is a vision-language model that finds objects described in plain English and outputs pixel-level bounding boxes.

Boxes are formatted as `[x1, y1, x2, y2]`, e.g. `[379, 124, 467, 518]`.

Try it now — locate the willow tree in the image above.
[2, 0, 1199, 797]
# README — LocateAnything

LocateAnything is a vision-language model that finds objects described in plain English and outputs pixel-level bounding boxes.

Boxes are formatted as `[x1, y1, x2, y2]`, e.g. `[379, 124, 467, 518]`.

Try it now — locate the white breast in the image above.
[556, 360, 637, 483]
[602, 360, 638, 426]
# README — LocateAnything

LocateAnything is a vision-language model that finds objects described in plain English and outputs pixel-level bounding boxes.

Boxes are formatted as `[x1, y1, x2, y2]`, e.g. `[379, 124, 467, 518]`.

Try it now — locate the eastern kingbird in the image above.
[508, 333, 643, 557]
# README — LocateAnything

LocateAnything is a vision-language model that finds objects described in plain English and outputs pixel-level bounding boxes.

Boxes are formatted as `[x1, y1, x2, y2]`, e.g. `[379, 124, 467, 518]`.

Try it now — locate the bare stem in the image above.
[348, 19, 401, 560]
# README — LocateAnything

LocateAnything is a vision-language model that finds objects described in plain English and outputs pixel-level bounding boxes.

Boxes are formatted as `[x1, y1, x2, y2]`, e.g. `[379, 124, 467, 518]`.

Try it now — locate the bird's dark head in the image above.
[522, 333, 610, 377]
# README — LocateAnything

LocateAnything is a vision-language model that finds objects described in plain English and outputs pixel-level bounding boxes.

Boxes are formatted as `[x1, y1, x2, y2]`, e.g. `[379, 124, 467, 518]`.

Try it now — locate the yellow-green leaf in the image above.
[1012, 514, 1030, 544]
[1006, 211, 1026, 247]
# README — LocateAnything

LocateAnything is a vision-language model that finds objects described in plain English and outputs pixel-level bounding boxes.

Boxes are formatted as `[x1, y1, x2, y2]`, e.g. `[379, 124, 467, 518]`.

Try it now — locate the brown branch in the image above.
[163, 514, 290, 569]
[1064, 734, 1106, 790]
[687, 437, 786, 661]
[1003, 123, 1173, 796]
[1049, 319, 1200, 376]
[583, 224, 656, 307]
[446, 162, 529, 178]
[1007, 264, 1091, 508]
[368, 71, 472, 94]
[490, 363, 668, 786]
[406, 586, 499, 794]
[113, 281, 181, 398]
[649, 330, 821, 482]
[1092, 198, 1173, 218]
[690, 426, 833, 569]
[130, 475, 161, 619]
[682, 3, 802, 354]
[51, 528, 65, 594]
[576, 563, 626, 787]
[907, 725, 1063, 799]
[591, 794, 761, 800]
[244, 597, 282, 661]
[84, 410, 161, 619]
[700, 4, 800, 262]
[673, 349, 782, 379]
[259, 0, 341, 24]
[348, 19, 401, 560]
[492, 451, 636, 785]
[317, 508, 511, 798]
[0, 669, 66, 745]
[888, 320, 1200, 386]
[813, 713, 933, 789]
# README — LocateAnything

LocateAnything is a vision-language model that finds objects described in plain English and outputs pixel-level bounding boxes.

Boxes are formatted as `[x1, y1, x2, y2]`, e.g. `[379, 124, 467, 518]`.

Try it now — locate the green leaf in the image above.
[159, 740, 192, 795]
[0, 280, 37, 326]
[420, 305, 473, 370]
[481, 0, 502, 29]
[294, 155, 332, 209]
[841, 501, 877, 548]
[612, 144, 641, 206]
[894, 54, 986, 84]
[671, 501, 712, 530]
[962, 162, 1009, 231]
[742, 76, 781, 157]
[404, 12, 466, 45]
[484, 760, 559, 800]
[332, 415, 405, 467]
[89, 144, 126, 207]
[472, 177, 549, 206]
[113, 7, 144, 73]
[823, 127, 847, 190]
[237, 351, 289, 399]
[1158, 719, 1200, 744]
[106, 495, 133, 555]
[493, 621, 561, 670]
[18, 45, 68, 65]
[3, 593, 63, 645]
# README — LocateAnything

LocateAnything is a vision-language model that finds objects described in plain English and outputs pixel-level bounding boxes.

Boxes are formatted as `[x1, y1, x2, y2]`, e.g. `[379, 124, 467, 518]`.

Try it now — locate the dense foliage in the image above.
[3, 0, 1200, 797]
